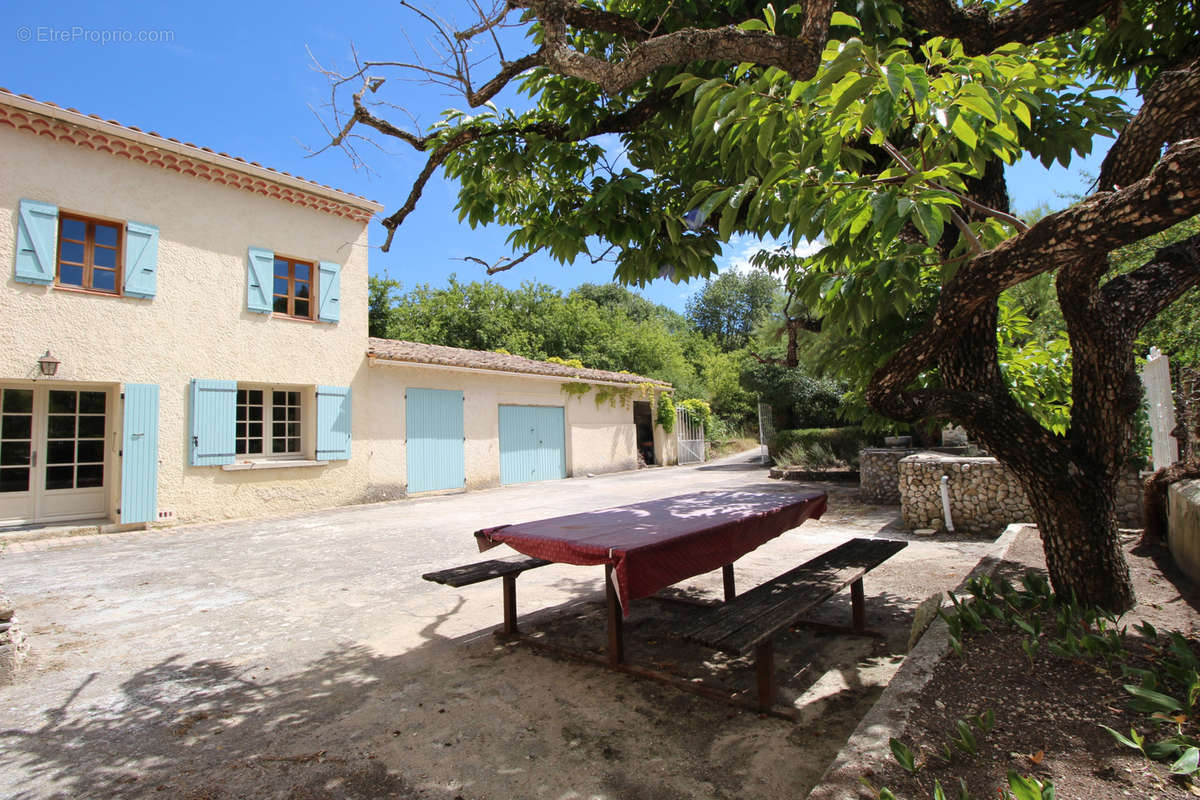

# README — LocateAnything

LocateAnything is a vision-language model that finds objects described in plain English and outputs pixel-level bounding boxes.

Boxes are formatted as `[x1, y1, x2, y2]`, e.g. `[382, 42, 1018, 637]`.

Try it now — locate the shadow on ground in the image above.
[0, 580, 922, 800]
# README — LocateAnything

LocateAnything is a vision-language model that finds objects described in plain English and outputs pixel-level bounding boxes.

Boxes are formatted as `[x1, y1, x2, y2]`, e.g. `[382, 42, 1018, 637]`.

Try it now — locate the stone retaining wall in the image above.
[1168, 479, 1200, 585]
[898, 452, 1145, 535]
[860, 446, 974, 504]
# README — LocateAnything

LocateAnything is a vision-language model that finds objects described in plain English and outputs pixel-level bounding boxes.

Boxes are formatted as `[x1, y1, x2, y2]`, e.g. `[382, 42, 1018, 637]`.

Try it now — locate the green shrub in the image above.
[769, 426, 877, 468]
[656, 394, 676, 433]
[776, 442, 848, 470]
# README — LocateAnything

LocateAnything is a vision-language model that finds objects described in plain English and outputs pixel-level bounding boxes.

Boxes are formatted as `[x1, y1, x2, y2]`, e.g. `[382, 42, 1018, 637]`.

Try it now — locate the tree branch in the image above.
[902, 0, 1115, 54]
[1101, 231, 1200, 331]
[1099, 57, 1200, 191]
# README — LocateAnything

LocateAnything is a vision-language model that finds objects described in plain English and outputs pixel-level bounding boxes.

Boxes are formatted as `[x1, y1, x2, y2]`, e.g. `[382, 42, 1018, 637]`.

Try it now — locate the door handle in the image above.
[31, 450, 37, 467]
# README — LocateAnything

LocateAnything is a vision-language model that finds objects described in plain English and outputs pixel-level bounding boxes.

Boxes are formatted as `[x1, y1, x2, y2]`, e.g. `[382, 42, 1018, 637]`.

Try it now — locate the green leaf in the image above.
[950, 113, 978, 150]
[889, 737, 917, 773]
[758, 114, 779, 160]
[1125, 684, 1185, 713]
[830, 11, 861, 29]
[1101, 724, 1145, 752]
[830, 75, 877, 118]
[957, 92, 999, 124]
[1171, 747, 1200, 775]
[885, 63, 906, 99]
[739, 18, 770, 32]
[816, 38, 864, 93]
[763, 3, 776, 32]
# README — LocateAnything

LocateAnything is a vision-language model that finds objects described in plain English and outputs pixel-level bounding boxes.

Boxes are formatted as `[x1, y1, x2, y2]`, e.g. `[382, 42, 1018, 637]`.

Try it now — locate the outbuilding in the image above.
[365, 338, 675, 496]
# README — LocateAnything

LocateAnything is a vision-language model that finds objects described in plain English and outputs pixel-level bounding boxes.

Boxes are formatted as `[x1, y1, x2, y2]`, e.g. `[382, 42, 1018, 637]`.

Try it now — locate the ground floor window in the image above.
[236, 387, 302, 457]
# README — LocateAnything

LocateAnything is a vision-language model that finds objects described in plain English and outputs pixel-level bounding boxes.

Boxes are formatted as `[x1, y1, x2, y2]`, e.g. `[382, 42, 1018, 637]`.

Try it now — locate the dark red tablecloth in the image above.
[475, 490, 827, 614]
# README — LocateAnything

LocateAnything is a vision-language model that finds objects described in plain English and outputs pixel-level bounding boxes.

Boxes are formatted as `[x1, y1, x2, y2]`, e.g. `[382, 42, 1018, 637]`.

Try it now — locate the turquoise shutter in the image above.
[123, 221, 159, 298]
[15, 199, 58, 284]
[120, 384, 160, 523]
[316, 385, 352, 460]
[246, 247, 274, 313]
[317, 261, 341, 323]
[190, 379, 236, 466]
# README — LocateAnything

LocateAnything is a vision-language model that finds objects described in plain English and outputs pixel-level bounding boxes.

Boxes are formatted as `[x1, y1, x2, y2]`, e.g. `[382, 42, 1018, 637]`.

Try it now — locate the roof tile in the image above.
[367, 338, 671, 388]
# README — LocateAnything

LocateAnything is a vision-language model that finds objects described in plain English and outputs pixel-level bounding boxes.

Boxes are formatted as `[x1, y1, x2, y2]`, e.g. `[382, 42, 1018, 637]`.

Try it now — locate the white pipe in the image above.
[939, 475, 955, 533]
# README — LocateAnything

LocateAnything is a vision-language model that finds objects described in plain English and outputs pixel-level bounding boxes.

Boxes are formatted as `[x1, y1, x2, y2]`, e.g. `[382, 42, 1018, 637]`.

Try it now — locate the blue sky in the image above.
[2, 1, 1111, 311]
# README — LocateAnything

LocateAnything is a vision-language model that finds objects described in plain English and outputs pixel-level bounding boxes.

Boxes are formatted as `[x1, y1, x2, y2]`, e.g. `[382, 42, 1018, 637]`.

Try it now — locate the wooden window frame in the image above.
[236, 385, 304, 459]
[56, 212, 124, 295]
[272, 256, 316, 320]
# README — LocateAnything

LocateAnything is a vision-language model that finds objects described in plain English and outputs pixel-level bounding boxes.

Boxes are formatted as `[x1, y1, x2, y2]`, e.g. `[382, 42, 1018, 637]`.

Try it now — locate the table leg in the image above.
[722, 563, 736, 601]
[605, 563, 625, 666]
[851, 577, 865, 633]
[502, 574, 519, 635]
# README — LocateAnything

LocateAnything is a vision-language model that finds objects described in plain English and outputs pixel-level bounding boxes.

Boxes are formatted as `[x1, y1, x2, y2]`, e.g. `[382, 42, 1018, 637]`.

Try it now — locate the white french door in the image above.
[0, 384, 111, 526]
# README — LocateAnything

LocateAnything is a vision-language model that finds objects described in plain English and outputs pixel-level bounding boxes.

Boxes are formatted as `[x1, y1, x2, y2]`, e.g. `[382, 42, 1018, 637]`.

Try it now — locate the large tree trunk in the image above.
[1017, 461, 1135, 610]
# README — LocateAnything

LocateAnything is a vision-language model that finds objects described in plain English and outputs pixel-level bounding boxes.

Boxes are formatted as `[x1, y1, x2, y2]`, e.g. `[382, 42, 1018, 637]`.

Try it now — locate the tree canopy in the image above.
[326, 1, 1200, 610]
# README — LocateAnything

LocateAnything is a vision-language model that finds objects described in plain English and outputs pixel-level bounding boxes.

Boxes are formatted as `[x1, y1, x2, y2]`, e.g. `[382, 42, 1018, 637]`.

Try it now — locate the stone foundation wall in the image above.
[899, 453, 1146, 535]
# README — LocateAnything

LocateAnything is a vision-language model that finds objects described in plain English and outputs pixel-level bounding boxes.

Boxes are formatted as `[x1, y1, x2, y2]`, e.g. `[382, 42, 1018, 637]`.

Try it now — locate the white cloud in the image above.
[717, 233, 823, 274]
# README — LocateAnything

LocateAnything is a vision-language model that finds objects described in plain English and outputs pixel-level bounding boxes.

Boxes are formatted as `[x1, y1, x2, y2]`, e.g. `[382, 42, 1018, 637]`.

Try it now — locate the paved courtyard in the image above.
[0, 454, 995, 799]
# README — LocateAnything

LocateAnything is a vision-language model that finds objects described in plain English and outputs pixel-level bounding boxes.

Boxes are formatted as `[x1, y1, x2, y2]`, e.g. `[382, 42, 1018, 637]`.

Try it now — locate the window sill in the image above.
[221, 459, 329, 472]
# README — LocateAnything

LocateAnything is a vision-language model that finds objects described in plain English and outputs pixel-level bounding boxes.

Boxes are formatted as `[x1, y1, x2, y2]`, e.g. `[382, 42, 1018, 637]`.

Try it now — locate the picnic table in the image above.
[425, 489, 907, 715]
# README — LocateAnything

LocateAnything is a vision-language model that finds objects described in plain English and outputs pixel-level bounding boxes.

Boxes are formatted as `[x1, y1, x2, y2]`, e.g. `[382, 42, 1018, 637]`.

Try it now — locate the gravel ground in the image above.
[0, 454, 998, 799]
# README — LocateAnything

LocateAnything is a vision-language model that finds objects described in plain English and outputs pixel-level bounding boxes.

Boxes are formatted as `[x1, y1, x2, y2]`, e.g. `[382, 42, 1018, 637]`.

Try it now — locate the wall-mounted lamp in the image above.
[37, 350, 60, 377]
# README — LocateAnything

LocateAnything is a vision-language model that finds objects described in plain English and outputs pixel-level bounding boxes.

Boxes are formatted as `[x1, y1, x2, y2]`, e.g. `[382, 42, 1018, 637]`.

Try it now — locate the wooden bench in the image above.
[422, 557, 550, 635]
[685, 537, 907, 712]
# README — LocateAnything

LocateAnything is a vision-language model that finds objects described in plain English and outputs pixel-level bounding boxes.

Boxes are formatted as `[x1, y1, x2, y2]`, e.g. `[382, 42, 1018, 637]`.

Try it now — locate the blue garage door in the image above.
[406, 388, 465, 493]
[499, 405, 566, 486]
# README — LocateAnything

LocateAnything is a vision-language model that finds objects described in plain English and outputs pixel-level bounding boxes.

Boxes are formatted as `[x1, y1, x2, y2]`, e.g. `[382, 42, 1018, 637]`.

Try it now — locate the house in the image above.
[365, 339, 674, 496]
[0, 90, 676, 528]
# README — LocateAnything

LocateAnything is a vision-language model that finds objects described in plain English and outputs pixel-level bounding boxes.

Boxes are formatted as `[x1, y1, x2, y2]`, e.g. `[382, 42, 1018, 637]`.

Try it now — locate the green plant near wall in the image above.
[561, 381, 591, 399]
[594, 386, 633, 408]
[679, 398, 715, 438]
[546, 356, 585, 369]
[657, 394, 676, 433]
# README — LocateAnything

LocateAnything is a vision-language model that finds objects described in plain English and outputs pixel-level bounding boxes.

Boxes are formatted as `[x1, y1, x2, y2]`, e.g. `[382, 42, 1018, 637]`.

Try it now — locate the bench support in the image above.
[851, 577, 865, 633]
[755, 640, 776, 712]
[722, 564, 736, 602]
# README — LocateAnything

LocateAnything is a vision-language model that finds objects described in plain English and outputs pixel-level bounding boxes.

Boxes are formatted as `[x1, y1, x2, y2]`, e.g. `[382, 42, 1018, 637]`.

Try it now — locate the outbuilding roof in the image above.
[367, 338, 672, 388]
[0, 88, 383, 222]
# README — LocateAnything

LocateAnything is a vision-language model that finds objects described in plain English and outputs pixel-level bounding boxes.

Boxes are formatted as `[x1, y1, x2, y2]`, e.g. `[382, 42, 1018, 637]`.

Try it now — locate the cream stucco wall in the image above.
[366, 362, 644, 494]
[0, 125, 373, 523]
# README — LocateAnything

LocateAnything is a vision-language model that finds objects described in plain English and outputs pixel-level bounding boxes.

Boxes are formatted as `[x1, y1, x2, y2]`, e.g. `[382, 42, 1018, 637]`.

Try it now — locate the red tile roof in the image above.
[0, 88, 382, 221]
[367, 338, 671, 388]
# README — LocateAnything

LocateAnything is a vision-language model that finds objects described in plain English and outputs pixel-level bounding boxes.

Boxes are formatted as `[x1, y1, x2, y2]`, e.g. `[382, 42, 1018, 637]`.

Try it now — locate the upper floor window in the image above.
[273, 257, 314, 319]
[58, 214, 122, 293]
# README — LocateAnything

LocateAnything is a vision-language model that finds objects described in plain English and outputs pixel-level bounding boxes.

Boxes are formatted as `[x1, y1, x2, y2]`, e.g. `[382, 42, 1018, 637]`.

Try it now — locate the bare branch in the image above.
[457, 249, 542, 275]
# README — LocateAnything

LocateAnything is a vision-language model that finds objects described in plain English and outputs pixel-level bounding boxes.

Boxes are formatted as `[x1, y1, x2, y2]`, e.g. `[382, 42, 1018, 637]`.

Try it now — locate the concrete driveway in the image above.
[0, 454, 992, 799]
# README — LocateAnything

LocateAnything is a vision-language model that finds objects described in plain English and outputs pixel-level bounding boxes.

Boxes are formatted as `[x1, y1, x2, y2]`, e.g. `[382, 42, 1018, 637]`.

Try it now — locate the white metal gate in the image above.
[757, 401, 774, 463]
[676, 406, 706, 464]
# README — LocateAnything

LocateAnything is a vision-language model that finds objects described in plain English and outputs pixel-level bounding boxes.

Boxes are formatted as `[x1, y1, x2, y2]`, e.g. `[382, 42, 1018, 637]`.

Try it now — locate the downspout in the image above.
[939, 475, 956, 533]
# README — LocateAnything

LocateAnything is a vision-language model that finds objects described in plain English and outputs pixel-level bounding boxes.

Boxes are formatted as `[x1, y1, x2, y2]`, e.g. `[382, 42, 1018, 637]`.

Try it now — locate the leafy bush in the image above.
[656, 393, 676, 433]
[776, 442, 847, 470]
[769, 426, 876, 468]
[679, 398, 715, 438]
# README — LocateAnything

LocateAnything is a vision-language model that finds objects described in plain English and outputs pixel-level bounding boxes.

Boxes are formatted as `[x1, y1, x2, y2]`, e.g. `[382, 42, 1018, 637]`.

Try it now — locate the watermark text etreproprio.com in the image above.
[16, 26, 175, 45]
